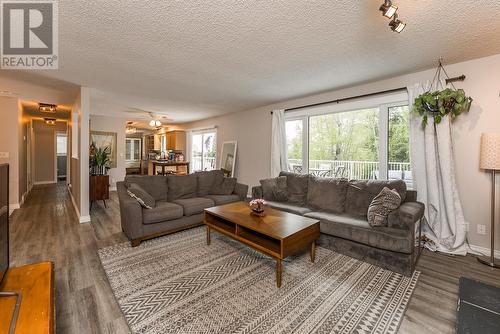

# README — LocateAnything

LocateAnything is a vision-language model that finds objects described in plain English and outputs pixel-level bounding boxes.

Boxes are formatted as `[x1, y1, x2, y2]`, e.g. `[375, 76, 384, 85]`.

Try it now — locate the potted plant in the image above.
[413, 88, 472, 127]
[93, 146, 111, 175]
[249, 199, 266, 217]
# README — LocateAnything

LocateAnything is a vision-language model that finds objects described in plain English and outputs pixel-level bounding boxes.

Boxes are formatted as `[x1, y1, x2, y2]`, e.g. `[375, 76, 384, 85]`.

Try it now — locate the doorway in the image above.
[56, 132, 68, 182]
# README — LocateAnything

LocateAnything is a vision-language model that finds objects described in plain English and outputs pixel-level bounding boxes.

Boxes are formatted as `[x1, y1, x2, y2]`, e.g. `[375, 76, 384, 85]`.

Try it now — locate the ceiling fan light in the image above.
[155, 120, 162, 127]
[149, 120, 156, 127]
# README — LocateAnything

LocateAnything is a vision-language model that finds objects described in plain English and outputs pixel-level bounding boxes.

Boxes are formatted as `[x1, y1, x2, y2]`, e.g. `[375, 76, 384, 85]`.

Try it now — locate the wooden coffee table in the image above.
[204, 201, 320, 288]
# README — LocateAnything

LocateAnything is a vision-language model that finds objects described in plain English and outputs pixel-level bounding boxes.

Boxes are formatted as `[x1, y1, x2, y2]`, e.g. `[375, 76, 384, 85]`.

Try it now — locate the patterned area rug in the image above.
[98, 227, 419, 334]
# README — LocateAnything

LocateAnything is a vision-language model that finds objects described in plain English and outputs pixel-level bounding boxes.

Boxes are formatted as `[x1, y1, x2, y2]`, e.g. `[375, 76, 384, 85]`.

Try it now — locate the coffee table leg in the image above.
[276, 259, 282, 288]
[206, 226, 211, 245]
[310, 241, 316, 263]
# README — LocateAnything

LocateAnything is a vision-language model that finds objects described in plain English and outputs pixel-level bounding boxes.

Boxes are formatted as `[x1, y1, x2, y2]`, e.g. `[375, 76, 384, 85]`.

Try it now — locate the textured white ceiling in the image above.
[3, 0, 500, 123]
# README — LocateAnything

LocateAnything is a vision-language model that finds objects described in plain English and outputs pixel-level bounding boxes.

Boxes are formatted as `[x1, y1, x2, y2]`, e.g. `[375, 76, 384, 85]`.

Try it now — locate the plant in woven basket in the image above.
[413, 88, 472, 127]
[413, 59, 473, 127]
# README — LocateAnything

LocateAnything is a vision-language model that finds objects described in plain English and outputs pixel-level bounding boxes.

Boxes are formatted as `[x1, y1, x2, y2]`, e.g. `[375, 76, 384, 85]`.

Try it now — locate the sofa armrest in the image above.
[252, 185, 263, 199]
[233, 183, 249, 201]
[388, 201, 425, 231]
[117, 182, 143, 240]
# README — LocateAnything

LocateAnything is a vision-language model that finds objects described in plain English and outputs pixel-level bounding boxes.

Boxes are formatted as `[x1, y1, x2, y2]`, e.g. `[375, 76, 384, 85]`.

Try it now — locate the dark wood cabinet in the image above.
[90, 175, 109, 209]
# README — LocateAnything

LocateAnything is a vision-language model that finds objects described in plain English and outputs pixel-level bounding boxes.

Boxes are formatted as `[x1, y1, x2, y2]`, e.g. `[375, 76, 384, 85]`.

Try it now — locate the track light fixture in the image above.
[389, 14, 406, 33]
[379, 1, 406, 33]
[379, 0, 397, 19]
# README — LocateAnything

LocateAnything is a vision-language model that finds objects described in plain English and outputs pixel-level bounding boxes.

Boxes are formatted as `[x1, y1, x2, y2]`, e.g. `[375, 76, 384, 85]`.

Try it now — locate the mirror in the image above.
[220, 141, 237, 177]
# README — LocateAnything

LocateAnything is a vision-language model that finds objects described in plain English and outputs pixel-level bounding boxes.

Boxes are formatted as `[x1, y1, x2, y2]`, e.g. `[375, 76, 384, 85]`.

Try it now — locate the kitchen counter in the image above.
[148, 160, 190, 175]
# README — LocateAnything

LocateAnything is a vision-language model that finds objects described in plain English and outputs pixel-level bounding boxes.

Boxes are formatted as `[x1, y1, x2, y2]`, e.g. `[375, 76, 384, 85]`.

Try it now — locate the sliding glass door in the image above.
[191, 130, 217, 172]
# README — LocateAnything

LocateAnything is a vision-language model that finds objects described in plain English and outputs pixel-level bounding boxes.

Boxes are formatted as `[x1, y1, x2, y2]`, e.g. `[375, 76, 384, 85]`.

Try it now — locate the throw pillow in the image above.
[367, 187, 402, 227]
[260, 176, 288, 202]
[167, 174, 198, 201]
[127, 183, 156, 209]
[307, 176, 348, 213]
[210, 177, 237, 195]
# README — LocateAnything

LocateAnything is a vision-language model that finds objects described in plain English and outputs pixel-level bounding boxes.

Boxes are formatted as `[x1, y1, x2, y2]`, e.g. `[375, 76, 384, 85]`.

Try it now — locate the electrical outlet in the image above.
[464, 222, 470, 232]
[0, 152, 9, 159]
[477, 224, 487, 235]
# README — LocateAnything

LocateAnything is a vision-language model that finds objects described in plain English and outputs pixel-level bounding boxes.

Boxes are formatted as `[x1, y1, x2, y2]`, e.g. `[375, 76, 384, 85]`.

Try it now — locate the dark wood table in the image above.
[204, 202, 320, 288]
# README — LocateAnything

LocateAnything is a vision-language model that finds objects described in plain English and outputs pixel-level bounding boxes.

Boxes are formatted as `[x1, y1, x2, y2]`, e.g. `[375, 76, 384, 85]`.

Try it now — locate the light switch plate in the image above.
[0, 152, 9, 159]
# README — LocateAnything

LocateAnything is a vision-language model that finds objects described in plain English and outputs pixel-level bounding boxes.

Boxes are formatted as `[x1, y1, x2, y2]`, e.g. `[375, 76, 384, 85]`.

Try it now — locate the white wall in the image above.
[90, 115, 126, 189]
[182, 53, 500, 251]
[0, 96, 21, 212]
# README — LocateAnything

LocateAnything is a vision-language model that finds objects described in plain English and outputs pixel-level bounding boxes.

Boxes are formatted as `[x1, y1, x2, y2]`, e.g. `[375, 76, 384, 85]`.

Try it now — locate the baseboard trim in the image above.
[79, 215, 91, 223]
[34, 181, 57, 185]
[9, 203, 20, 215]
[469, 244, 500, 259]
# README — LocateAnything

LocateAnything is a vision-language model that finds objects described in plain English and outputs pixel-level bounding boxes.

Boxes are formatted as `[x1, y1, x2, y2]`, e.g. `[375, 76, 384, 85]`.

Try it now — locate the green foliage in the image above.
[94, 146, 111, 167]
[413, 88, 472, 127]
[286, 106, 410, 166]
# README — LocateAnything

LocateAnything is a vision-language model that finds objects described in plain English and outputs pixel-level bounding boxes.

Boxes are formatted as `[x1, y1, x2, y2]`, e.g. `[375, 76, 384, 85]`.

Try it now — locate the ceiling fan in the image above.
[123, 108, 172, 127]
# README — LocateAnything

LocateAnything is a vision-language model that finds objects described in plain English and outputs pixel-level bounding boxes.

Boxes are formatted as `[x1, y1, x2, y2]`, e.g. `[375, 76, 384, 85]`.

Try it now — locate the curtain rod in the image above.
[271, 87, 407, 114]
[270, 74, 466, 114]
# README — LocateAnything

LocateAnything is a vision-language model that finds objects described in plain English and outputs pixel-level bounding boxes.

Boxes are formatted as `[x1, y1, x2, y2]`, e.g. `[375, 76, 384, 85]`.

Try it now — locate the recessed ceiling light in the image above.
[379, 0, 398, 19]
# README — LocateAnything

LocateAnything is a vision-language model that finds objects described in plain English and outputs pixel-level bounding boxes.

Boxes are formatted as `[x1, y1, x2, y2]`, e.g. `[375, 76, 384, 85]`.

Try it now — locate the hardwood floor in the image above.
[9, 183, 500, 333]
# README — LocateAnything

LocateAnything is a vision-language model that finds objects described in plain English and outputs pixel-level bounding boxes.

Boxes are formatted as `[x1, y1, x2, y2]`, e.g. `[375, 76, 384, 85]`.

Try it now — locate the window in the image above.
[126, 138, 141, 161]
[285, 93, 412, 188]
[191, 130, 216, 171]
[56, 133, 67, 156]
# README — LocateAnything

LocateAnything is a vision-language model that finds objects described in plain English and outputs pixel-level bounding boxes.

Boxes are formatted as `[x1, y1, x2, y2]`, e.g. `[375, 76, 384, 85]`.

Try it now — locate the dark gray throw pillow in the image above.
[127, 183, 156, 209]
[260, 176, 288, 202]
[307, 177, 348, 213]
[367, 187, 402, 227]
[210, 177, 237, 195]
[167, 174, 198, 201]
[279, 171, 309, 205]
[196, 170, 224, 196]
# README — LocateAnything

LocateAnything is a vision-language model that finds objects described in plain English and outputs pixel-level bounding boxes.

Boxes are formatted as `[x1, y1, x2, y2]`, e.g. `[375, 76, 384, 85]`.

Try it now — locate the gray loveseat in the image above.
[117, 170, 248, 246]
[252, 171, 424, 276]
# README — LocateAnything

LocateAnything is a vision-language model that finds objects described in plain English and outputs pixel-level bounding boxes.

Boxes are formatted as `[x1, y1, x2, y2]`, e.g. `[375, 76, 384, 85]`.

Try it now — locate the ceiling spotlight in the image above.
[44, 118, 56, 125]
[39, 103, 57, 113]
[389, 14, 406, 33]
[379, 0, 398, 19]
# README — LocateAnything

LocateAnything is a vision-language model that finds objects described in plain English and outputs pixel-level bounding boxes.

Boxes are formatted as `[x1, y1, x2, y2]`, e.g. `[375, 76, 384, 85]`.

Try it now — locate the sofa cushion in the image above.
[167, 174, 198, 201]
[142, 201, 184, 224]
[173, 197, 215, 216]
[260, 176, 288, 201]
[367, 187, 402, 227]
[345, 180, 407, 217]
[279, 171, 309, 205]
[204, 194, 240, 206]
[307, 176, 348, 213]
[125, 175, 168, 201]
[196, 170, 224, 196]
[127, 183, 155, 209]
[266, 200, 312, 215]
[304, 211, 413, 254]
[210, 177, 237, 195]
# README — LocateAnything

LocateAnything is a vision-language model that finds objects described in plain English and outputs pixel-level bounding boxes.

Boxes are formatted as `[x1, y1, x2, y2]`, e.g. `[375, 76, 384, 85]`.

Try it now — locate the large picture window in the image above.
[285, 94, 412, 188]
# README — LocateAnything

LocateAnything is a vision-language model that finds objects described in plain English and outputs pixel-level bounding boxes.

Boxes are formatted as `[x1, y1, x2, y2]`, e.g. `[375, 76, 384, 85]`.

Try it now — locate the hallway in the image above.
[9, 183, 130, 333]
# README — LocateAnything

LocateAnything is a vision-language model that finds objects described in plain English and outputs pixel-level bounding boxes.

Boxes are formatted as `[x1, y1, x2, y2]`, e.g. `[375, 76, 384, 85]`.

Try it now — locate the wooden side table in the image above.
[90, 174, 110, 210]
[0, 262, 55, 334]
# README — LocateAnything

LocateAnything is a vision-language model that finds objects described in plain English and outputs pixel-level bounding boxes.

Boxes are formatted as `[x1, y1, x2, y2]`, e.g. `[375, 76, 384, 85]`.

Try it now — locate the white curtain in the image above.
[408, 82, 468, 255]
[271, 109, 288, 177]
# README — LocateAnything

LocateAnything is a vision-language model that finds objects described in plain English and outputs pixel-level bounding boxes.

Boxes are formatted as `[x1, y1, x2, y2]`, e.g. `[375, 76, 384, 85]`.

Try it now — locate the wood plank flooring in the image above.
[8, 183, 500, 333]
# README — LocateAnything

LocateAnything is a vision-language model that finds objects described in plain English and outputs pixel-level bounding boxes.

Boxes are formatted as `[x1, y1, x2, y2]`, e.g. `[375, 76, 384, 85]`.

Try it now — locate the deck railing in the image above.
[288, 159, 413, 188]
[192, 156, 217, 171]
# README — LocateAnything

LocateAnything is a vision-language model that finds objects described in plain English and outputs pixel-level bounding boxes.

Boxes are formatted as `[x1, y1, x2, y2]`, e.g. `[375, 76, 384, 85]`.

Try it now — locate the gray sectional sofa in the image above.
[252, 171, 424, 276]
[117, 170, 248, 246]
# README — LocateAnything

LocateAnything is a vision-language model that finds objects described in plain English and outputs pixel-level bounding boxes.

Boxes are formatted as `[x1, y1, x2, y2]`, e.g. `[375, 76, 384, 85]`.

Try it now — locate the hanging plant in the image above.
[413, 60, 473, 127]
